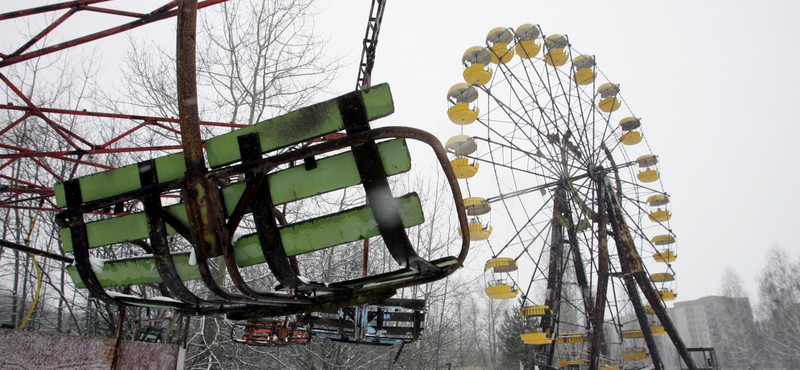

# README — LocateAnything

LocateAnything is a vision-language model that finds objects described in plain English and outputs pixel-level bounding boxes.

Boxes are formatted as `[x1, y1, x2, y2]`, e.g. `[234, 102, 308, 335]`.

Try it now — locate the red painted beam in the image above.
[0, 0, 109, 20]
[0, 0, 227, 68]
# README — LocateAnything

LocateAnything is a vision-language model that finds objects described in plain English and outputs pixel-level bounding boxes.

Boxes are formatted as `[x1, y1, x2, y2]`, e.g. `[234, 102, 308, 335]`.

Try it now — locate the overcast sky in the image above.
[2, 1, 799, 307]
[314, 0, 800, 305]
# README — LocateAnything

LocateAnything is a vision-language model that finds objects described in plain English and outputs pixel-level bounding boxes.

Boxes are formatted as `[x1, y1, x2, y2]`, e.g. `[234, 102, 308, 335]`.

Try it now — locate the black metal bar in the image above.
[341, 94, 436, 274]
[67, 215, 119, 305]
[0, 239, 74, 264]
[604, 183, 664, 370]
[563, 199, 594, 327]
[588, 179, 610, 370]
[537, 186, 567, 368]
[140, 160, 206, 304]
[247, 155, 306, 290]
[230, 133, 319, 300]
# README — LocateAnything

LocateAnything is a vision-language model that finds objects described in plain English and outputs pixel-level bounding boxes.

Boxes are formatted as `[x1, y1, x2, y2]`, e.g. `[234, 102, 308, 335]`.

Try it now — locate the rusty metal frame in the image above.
[355, 0, 386, 90]
[231, 318, 312, 347]
[0, 0, 233, 212]
[0, 0, 228, 68]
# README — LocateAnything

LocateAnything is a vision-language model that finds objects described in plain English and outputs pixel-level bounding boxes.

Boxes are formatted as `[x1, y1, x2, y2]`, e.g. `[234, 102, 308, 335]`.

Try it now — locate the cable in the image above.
[17, 204, 43, 330]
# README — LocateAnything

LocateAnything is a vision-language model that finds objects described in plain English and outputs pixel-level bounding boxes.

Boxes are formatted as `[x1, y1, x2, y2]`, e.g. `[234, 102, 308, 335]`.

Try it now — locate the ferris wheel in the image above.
[444, 24, 698, 370]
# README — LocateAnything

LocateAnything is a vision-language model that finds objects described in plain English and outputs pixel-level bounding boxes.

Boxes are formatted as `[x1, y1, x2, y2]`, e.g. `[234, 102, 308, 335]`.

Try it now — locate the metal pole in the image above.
[603, 176, 696, 370]
[176, 0, 228, 260]
[588, 180, 610, 370]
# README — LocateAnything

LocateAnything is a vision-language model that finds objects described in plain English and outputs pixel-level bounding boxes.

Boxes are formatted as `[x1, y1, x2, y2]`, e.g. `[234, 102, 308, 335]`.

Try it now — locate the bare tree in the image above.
[757, 246, 800, 370]
[197, 0, 340, 125]
[718, 267, 761, 370]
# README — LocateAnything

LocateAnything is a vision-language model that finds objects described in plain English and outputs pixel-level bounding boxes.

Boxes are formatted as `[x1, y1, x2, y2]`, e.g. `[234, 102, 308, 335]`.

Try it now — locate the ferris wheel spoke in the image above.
[492, 188, 556, 257]
[477, 85, 564, 166]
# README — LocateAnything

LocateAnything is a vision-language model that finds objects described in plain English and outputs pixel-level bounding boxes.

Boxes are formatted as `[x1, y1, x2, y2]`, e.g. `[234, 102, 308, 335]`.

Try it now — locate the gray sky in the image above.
[315, 0, 800, 304]
[2, 0, 798, 307]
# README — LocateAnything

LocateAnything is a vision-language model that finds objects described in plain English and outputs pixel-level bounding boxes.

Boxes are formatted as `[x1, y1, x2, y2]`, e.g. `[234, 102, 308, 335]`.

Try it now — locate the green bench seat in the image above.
[59, 138, 410, 252]
[68, 193, 424, 289]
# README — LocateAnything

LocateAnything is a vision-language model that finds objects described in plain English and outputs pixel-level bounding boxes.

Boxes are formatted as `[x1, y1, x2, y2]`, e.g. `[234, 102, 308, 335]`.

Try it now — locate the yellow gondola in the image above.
[450, 158, 479, 179]
[621, 131, 643, 145]
[647, 194, 670, 207]
[648, 209, 671, 222]
[637, 169, 659, 183]
[545, 48, 569, 67]
[556, 333, 586, 344]
[573, 68, 596, 85]
[447, 83, 479, 125]
[514, 24, 541, 59]
[619, 117, 641, 131]
[621, 329, 642, 338]
[651, 326, 666, 335]
[446, 135, 480, 179]
[445, 135, 477, 156]
[659, 289, 677, 301]
[651, 234, 675, 245]
[597, 82, 621, 112]
[520, 305, 551, 316]
[543, 34, 568, 67]
[462, 46, 493, 86]
[486, 27, 515, 64]
[463, 197, 491, 216]
[520, 328, 554, 345]
[483, 258, 518, 299]
[622, 325, 666, 338]
[652, 233, 677, 262]
[484, 283, 517, 299]
[636, 155, 659, 183]
[650, 272, 675, 282]
[653, 250, 677, 263]
[572, 54, 596, 85]
[458, 220, 492, 241]
[622, 348, 650, 362]
[619, 116, 643, 146]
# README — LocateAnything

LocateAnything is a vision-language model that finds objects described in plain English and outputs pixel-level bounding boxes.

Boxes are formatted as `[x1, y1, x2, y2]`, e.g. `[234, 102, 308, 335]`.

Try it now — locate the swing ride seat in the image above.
[301, 298, 426, 345]
[53, 84, 468, 313]
[231, 319, 312, 347]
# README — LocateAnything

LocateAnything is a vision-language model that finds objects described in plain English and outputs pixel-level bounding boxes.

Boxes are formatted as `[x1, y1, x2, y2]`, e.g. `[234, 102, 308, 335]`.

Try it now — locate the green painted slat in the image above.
[205, 83, 394, 168]
[87, 213, 148, 251]
[54, 153, 185, 208]
[268, 151, 360, 205]
[67, 252, 199, 289]
[61, 206, 185, 253]
[361, 83, 395, 121]
[269, 138, 410, 205]
[154, 153, 187, 183]
[53, 183, 65, 208]
[55, 164, 141, 208]
[233, 193, 424, 267]
[63, 139, 410, 250]
[204, 104, 341, 168]
[377, 138, 412, 175]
